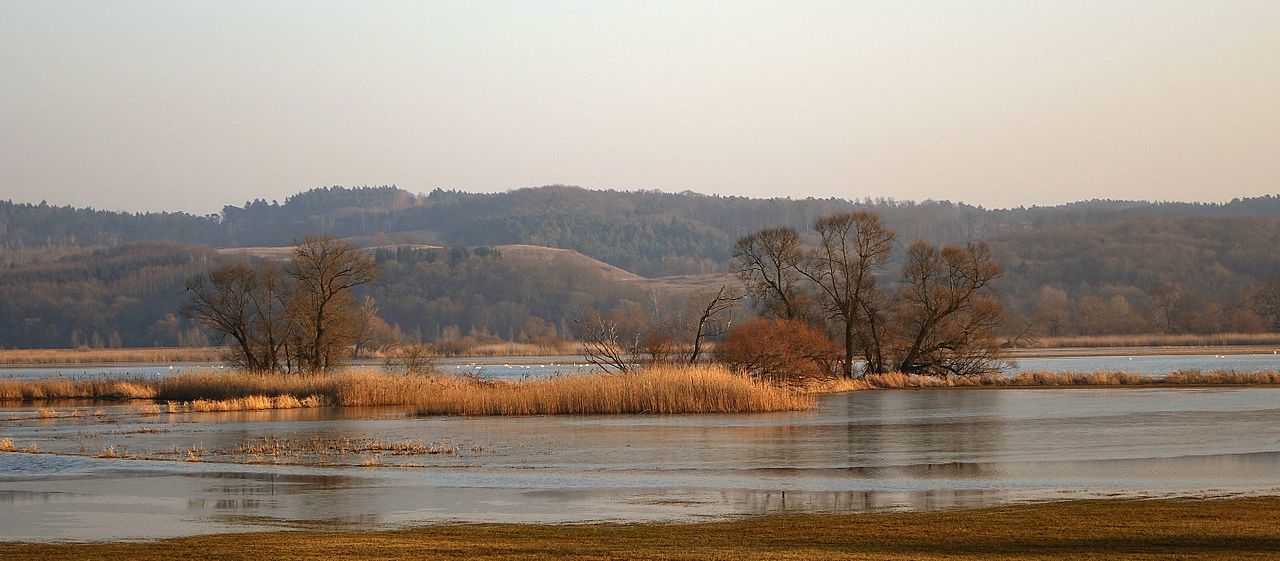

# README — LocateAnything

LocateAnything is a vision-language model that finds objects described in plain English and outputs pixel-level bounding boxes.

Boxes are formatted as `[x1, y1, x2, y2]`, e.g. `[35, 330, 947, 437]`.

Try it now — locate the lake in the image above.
[1, 386, 1278, 541]
[4, 352, 1280, 381]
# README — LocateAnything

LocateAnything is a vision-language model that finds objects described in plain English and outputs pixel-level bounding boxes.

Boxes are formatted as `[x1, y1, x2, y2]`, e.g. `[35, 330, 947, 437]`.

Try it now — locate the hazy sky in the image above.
[2, 1, 1277, 213]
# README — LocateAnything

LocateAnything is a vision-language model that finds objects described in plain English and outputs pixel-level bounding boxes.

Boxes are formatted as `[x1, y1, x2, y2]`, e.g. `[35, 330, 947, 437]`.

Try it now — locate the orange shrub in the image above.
[715, 318, 838, 383]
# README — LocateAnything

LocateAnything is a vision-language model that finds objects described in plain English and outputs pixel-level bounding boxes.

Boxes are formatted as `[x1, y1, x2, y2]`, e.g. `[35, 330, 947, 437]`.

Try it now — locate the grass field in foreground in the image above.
[6, 497, 1280, 560]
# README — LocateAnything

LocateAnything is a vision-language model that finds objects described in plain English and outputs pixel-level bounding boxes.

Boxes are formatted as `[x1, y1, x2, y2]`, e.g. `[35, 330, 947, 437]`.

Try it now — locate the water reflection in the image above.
[1, 387, 1278, 540]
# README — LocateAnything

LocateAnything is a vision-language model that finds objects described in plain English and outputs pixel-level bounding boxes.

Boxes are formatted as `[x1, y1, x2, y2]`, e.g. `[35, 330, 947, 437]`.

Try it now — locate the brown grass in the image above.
[464, 340, 581, 357]
[0, 378, 159, 401]
[0, 347, 224, 365]
[1029, 333, 1280, 348]
[134, 395, 325, 414]
[149, 366, 811, 415]
[4, 497, 1280, 560]
[0, 437, 13, 452]
[411, 365, 813, 415]
[809, 369, 1280, 393]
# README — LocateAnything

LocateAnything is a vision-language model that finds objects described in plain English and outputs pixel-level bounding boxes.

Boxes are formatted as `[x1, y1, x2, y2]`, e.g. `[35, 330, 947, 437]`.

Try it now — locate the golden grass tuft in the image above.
[0, 438, 13, 452]
[411, 365, 813, 416]
[134, 394, 327, 414]
[185, 394, 326, 412]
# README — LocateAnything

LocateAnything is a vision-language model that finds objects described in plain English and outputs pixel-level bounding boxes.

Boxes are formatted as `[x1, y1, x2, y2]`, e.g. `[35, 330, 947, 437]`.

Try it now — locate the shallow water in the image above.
[4, 352, 1280, 381]
[1, 387, 1278, 541]
[1008, 353, 1280, 375]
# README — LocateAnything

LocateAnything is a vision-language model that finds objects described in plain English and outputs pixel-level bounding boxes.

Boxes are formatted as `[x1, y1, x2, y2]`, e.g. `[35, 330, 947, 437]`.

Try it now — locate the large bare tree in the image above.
[888, 241, 1004, 375]
[183, 236, 379, 373]
[798, 212, 895, 377]
[181, 262, 290, 372]
[286, 236, 379, 372]
[733, 227, 807, 320]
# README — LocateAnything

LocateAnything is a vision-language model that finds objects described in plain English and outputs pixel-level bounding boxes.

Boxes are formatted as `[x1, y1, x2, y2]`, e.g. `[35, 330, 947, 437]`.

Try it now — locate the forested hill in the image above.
[5, 186, 1280, 277]
[1, 186, 1279, 348]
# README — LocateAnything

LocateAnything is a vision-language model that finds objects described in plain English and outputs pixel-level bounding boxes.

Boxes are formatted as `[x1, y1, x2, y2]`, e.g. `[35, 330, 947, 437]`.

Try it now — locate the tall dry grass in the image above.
[1028, 333, 1280, 348]
[155, 366, 812, 414]
[809, 369, 1280, 393]
[0, 378, 157, 401]
[463, 341, 581, 357]
[136, 394, 326, 415]
[411, 365, 812, 415]
[0, 347, 223, 365]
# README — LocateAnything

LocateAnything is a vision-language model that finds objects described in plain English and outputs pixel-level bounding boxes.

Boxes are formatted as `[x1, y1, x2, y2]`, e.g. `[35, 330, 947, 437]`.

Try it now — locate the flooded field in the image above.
[2, 386, 1278, 541]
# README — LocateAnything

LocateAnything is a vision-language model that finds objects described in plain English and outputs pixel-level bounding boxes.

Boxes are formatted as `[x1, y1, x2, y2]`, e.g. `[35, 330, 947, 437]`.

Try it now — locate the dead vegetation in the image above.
[0, 378, 158, 401]
[0, 347, 223, 365]
[135, 395, 325, 415]
[229, 436, 460, 459]
[411, 365, 812, 415]
[1027, 333, 1280, 348]
[148, 366, 811, 415]
[808, 369, 1280, 393]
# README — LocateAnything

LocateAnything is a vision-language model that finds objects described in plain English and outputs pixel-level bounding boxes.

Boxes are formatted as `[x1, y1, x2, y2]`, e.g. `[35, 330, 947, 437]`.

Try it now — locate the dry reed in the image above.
[0, 438, 13, 452]
[0, 378, 158, 401]
[135, 394, 326, 414]
[0, 347, 223, 365]
[411, 365, 813, 415]
[809, 369, 1280, 393]
[1029, 333, 1280, 348]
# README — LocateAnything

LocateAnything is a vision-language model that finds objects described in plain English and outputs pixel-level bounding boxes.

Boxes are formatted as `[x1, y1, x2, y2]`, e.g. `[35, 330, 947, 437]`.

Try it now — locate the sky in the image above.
[1, 1, 1278, 214]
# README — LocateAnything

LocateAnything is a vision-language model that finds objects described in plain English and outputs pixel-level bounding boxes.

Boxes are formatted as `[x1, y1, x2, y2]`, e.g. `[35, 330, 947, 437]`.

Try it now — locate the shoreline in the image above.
[4, 496, 1278, 558]
[3, 341, 1280, 368]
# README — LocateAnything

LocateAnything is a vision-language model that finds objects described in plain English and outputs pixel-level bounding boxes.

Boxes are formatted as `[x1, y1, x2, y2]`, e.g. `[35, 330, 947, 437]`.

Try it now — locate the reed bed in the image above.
[151, 367, 813, 414]
[136, 394, 326, 414]
[0, 378, 157, 401]
[0, 347, 223, 365]
[809, 369, 1280, 393]
[461, 341, 581, 357]
[1028, 333, 1280, 348]
[412, 365, 813, 415]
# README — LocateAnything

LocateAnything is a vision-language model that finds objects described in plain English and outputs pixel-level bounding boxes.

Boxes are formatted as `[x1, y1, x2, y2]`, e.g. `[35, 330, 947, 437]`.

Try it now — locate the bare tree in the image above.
[733, 227, 806, 320]
[575, 310, 636, 373]
[383, 342, 437, 375]
[286, 236, 379, 372]
[181, 263, 290, 372]
[797, 212, 896, 377]
[686, 285, 743, 364]
[889, 241, 1004, 375]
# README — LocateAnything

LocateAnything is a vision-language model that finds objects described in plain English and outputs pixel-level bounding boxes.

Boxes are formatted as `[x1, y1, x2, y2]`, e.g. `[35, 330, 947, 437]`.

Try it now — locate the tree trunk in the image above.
[843, 320, 855, 378]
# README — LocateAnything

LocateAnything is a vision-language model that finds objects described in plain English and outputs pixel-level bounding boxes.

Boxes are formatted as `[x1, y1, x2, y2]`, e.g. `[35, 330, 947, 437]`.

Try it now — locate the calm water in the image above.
[4, 352, 1280, 381]
[1, 387, 1278, 540]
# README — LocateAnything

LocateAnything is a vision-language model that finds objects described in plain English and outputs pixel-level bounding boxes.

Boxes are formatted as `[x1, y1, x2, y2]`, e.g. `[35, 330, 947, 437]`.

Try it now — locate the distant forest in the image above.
[2, 186, 1279, 348]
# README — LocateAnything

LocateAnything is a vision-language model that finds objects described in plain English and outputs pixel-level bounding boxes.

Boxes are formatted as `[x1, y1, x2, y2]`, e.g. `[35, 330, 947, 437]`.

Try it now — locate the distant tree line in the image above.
[2, 186, 1280, 350]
